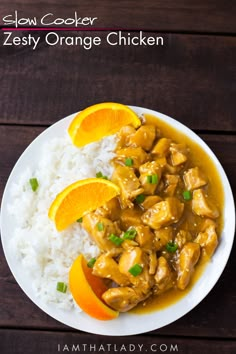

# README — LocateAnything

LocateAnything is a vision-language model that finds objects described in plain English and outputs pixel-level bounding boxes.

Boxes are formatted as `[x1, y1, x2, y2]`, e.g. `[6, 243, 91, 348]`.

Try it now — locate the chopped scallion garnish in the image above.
[182, 190, 192, 201]
[97, 222, 104, 231]
[96, 171, 108, 179]
[56, 282, 67, 293]
[135, 194, 146, 204]
[108, 233, 123, 246]
[146, 174, 158, 184]
[128, 264, 143, 277]
[123, 228, 137, 240]
[146, 175, 152, 183]
[151, 174, 158, 184]
[29, 178, 39, 192]
[77, 217, 83, 223]
[87, 258, 97, 268]
[125, 157, 133, 167]
[166, 242, 178, 253]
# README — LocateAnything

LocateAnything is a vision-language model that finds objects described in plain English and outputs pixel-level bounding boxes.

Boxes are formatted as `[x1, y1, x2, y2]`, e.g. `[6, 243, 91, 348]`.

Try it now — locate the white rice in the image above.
[7, 132, 117, 310]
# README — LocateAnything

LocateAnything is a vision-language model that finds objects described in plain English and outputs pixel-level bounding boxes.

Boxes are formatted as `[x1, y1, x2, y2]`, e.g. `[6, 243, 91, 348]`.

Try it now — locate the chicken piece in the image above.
[142, 197, 184, 230]
[102, 286, 148, 312]
[82, 213, 121, 251]
[121, 239, 139, 250]
[174, 230, 192, 249]
[177, 242, 200, 290]
[164, 174, 180, 185]
[106, 247, 124, 258]
[164, 163, 182, 174]
[154, 256, 174, 294]
[164, 184, 177, 197]
[135, 225, 155, 249]
[118, 247, 153, 292]
[112, 166, 144, 208]
[101, 197, 121, 221]
[139, 161, 163, 195]
[149, 252, 158, 275]
[155, 157, 167, 168]
[92, 253, 130, 286]
[200, 218, 217, 232]
[164, 174, 180, 197]
[192, 189, 219, 219]
[117, 125, 136, 148]
[153, 227, 173, 251]
[120, 207, 143, 229]
[152, 138, 171, 157]
[183, 167, 208, 191]
[128, 125, 156, 151]
[95, 197, 121, 221]
[140, 195, 162, 210]
[115, 147, 147, 169]
[156, 179, 165, 194]
[195, 225, 218, 258]
[170, 143, 188, 166]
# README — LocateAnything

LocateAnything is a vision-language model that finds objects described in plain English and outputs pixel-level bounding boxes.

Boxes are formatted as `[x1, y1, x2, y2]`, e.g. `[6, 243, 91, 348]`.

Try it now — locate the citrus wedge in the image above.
[48, 178, 120, 231]
[68, 102, 141, 147]
[69, 254, 119, 320]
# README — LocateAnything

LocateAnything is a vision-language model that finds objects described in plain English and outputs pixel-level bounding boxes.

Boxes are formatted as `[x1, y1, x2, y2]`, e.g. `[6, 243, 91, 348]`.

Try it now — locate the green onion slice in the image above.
[87, 258, 97, 268]
[96, 171, 103, 178]
[166, 242, 178, 253]
[146, 174, 158, 184]
[96, 171, 108, 179]
[56, 282, 67, 293]
[125, 157, 133, 167]
[135, 194, 146, 204]
[77, 217, 83, 223]
[29, 178, 39, 192]
[108, 234, 123, 246]
[123, 228, 137, 240]
[146, 175, 152, 183]
[151, 174, 158, 184]
[128, 264, 143, 277]
[97, 222, 104, 231]
[182, 190, 192, 201]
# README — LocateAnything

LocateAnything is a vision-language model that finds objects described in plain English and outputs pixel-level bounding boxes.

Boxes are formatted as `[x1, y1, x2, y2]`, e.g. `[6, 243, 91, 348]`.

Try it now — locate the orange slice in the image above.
[69, 254, 119, 320]
[48, 178, 120, 231]
[68, 102, 141, 147]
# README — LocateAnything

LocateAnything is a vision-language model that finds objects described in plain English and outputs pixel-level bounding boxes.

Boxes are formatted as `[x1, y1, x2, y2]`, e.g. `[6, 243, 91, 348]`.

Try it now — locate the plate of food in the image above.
[0, 103, 235, 336]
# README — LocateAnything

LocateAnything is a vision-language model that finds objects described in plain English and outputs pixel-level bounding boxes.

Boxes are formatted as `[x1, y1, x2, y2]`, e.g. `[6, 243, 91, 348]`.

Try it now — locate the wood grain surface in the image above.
[0, 1, 235, 353]
[1, 329, 236, 354]
[0, 31, 235, 132]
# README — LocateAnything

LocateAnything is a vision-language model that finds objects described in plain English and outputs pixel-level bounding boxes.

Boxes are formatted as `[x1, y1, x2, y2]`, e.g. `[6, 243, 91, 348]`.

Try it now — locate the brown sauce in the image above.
[131, 254, 207, 314]
[130, 114, 224, 314]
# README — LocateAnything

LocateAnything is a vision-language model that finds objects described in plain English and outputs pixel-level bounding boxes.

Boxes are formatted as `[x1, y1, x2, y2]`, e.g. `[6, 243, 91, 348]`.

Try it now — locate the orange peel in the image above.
[48, 178, 120, 231]
[69, 254, 119, 320]
[68, 102, 141, 147]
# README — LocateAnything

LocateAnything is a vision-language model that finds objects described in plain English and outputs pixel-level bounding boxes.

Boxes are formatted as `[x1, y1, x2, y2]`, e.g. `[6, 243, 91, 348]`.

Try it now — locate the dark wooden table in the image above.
[0, 1, 236, 353]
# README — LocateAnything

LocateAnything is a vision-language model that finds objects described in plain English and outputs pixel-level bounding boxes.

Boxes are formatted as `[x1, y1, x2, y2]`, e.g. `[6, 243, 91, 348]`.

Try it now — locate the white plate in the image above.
[1, 106, 235, 336]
